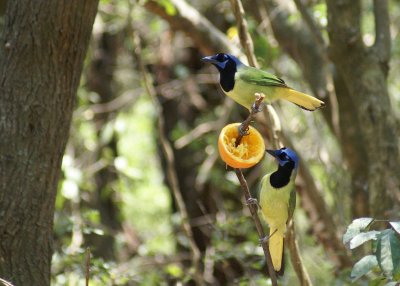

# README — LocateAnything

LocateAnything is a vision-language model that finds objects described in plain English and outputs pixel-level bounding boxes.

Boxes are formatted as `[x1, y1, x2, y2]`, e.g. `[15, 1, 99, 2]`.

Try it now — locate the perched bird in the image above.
[259, 147, 299, 275]
[202, 53, 325, 111]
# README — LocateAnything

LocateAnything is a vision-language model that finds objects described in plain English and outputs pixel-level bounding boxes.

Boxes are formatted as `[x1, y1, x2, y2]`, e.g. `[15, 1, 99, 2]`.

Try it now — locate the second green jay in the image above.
[259, 147, 299, 275]
[202, 53, 325, 111]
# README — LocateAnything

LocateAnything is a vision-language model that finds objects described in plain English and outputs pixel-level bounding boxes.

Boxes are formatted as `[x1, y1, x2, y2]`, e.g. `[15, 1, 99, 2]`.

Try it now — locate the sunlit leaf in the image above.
[165, 263, 184, 278]
[350, 230, 380, 249]
[350, 255, 378, 281]
[376, 229, 400, 279]
[389, 222, 400, 235]
[343, 217, 374, 246]
[157, 0, 176, 16]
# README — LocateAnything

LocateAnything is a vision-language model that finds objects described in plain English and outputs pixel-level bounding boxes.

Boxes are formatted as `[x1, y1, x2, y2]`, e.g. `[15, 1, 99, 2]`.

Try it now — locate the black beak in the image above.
[266, 149, 279, 158]
[201, 56, 217, 64]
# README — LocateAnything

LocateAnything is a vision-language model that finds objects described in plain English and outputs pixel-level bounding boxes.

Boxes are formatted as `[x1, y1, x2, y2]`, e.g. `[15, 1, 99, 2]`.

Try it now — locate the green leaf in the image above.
[383, 282, 398, 286]
[157, 0, 176, 16]
[351, 255, 378, 281]
[350, 230, 380, 249]
[390, 222, 400, 235]
[376, 229, 400, 279]
[368, 278, 387, 286]
[343, 217, 374, 246]
[165, 263, 184, 278]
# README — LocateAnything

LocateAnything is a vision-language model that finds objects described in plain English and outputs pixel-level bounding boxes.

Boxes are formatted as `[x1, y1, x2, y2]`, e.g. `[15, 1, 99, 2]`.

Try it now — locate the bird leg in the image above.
[259, 228, 278, 245]
[246, 197, 261, 210]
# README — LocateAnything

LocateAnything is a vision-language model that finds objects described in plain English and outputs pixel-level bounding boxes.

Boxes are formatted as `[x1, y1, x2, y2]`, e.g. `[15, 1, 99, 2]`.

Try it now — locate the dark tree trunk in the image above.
[0, 1, 98, 285]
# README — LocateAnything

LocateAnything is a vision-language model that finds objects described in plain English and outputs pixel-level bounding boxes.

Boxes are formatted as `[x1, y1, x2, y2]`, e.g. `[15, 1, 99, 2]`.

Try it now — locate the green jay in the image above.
[259, 147, 299, 275]
[202, 53, 325, 111]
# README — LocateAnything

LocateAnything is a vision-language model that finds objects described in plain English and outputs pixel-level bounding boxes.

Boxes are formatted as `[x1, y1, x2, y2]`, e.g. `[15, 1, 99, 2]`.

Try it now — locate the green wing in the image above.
[287, 189, 296, 222]
[238, 66, 288, 88]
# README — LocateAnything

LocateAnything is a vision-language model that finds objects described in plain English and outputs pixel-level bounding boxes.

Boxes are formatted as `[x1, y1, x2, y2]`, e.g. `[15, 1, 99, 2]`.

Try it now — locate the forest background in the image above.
[0, 0, 399, 285]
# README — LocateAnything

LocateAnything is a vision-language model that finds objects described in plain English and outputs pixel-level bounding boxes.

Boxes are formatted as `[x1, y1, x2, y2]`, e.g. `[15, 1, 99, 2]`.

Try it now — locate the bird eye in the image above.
[278, 154, 286, 160]
[216, 53, 225, 62]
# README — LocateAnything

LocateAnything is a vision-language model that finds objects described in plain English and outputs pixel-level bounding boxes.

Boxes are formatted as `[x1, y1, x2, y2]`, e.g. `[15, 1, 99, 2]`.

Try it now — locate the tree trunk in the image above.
[0, 1, 98, 285]
[327, 0, 400, 218]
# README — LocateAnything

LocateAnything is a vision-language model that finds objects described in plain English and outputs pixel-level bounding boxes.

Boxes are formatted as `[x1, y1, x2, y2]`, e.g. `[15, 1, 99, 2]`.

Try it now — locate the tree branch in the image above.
[229, 0, 312, 284]
[229, 0, 258, 67]
[143, 0, 240, 55]
[285, 222, 313, 286]
[293, 0, 326, 49]
[372, 0, 391, 66]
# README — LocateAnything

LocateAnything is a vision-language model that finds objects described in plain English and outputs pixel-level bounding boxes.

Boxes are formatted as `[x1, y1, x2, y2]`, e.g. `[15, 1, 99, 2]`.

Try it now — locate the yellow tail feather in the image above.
[280, 88, 325, 111]
[269, 228, 284, 273]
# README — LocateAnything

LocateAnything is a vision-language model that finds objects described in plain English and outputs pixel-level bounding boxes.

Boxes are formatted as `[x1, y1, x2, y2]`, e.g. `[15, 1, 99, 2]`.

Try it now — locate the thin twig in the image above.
[230, 0, 258, 67]
[285, 222, 313, 286]
[131, 31, 204, 285]
[85, 247, 91, 286]
[0, 278, 14, 286]
[230, 0, 313, 284]
[234, 168, 278, 285]
[229, 1, 278, 284]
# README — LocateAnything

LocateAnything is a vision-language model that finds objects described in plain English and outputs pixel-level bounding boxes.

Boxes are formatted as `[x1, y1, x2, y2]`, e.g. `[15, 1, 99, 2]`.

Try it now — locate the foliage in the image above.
[343, 218, 400, 284]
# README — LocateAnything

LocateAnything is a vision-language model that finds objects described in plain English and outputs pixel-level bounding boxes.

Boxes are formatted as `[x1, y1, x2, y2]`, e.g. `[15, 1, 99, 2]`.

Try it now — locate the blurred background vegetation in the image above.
[50, 0, 400, 285]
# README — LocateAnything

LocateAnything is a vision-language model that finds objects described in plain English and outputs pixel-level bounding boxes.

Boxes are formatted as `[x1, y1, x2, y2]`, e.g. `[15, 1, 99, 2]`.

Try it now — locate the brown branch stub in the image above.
[235, 93, 265, 147]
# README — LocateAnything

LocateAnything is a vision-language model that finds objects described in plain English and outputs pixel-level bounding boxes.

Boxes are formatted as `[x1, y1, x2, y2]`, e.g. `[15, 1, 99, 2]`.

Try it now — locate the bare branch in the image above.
[144, 0, 240, 55]
[285, 222, 313, 286]
[373, 0, 391, 65]
[229, 0, 313, 282]
[229, 0, 258, 67]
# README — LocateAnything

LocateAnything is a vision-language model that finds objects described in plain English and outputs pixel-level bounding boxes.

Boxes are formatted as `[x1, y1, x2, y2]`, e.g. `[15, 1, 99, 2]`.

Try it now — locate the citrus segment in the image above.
[218, 123, 265, 168]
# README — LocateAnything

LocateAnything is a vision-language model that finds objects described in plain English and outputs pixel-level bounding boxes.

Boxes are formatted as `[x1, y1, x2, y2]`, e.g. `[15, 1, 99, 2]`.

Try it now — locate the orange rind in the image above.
[218, 123, 265, 169]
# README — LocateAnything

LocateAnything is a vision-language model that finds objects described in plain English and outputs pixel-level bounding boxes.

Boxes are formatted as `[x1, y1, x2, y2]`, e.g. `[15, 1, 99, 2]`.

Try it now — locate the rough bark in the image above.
[332, 71, 369, 217]
[327, 0, 400, 218]
[0, 1, 98, 285]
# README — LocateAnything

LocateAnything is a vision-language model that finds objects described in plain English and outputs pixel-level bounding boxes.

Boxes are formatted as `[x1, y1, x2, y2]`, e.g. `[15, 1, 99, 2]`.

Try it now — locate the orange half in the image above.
[218, 123, 265, 169]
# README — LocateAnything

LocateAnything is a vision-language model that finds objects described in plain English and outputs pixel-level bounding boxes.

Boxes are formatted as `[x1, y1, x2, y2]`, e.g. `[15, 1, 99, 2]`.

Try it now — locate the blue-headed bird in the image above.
[259, 147, 299, 275]
[202, 53, 325, 111]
